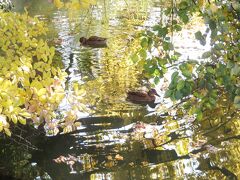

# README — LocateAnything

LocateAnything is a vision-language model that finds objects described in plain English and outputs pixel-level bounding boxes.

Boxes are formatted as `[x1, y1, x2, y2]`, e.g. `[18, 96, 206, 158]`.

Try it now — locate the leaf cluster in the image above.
[132, 0, 240, 119]
[0, 11, 69, 136]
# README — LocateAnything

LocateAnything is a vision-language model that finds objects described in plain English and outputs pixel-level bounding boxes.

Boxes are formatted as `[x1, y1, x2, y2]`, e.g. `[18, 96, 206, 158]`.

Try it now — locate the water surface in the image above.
[1, 0, 239, 179]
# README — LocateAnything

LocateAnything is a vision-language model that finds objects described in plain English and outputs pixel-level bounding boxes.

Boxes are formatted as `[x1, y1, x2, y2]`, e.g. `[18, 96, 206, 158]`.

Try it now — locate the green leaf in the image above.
[131, 53, 139, 63]
[196, 110, 203, 120]
[139, 49, 147, 60]
[209, 97, 216, 106]
[177, 80, 185, 91]
[195, 31, 206, 45]
[206, 66, 215, 74]
[152, 25, 161, 31]
[141, 37, 148, 49]
[158, 27, 168, 38]
[172, 20, 178, 25]
[179, 1, 188, 10]
[202, 51, 211, 59]
[179, 11, 189, 24]
[154, 76, 160, 84]
[174, 24, 182, 31]
[163, 41, 173, 51]
[180, 64, 193, 78]
[231, 64, 240, 76]
[175, 90, 183, 100]
[171, 72, 179, 80]
[205, 102, 212, 109]
[195, 31, 203, 40]
[209, 19, 216, 30]
[164, 8, 172, 15]
[234, 96, 240, 109]
[165, 90, 173, 98]
[227, 61, 234, 68]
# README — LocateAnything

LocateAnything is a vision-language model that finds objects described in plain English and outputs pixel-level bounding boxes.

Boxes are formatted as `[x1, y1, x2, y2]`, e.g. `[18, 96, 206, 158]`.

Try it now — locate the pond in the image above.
[0, 0, 240, 179]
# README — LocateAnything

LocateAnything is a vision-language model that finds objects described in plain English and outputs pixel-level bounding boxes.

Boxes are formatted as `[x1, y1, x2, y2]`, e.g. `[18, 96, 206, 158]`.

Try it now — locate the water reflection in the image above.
[25, 111, 239, 179]
[2, 0, 239, 179]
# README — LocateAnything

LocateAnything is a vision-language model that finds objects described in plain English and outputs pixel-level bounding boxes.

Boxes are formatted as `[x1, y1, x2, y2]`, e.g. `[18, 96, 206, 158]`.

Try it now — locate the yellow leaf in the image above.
[210, 4, 218, 13]
[73, 82, 79, 92]
[198, 0, 204, 7]
[11, 115, 18, 124]
[39, 94, 47, 103]
[31, 80, 43, 89]
[54, 0, 64, 9]
[4, 128, 11, 136]
[9, 105, 14, 113]
[74, 122, 81, 127]
[37, 88, 47, 96]
[18, 117, 26, 125]
[19, 112, 31, 118]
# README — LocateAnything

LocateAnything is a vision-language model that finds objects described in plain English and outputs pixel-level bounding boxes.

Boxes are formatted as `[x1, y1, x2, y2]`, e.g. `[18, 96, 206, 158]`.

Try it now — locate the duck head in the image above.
[148, 89, 160, 97]
[79, 37, 87, 44]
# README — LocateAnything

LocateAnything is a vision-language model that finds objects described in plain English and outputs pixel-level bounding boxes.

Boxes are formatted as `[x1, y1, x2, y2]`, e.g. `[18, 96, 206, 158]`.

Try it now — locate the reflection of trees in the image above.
[13, 0, 155, 117]
[77, 49, 99, 80]
[2, 103, 239, 179]
[26, 112, 239, 179]
[8, 0, 240, 179]
[72, 0, 156, 116]
[28, 87, 239, 179]
[0, 126, 49, 179]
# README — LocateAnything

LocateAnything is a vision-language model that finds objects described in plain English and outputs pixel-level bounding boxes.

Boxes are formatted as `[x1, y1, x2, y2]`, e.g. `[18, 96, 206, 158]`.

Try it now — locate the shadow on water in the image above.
[1, 110, 240, 179]
[27, 114, 239, 179]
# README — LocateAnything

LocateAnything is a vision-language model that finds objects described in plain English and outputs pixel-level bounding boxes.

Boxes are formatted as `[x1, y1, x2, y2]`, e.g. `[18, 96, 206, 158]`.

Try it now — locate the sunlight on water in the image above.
[6, 0, 240, 179]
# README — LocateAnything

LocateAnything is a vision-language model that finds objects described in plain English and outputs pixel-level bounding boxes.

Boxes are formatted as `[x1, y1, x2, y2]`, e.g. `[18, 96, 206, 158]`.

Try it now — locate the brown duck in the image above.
[79, 36, 107, 48]
[126, 89, 160, 107]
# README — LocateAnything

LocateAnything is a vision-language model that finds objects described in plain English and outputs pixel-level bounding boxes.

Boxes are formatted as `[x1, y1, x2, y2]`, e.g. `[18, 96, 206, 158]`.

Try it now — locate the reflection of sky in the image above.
[174, 27, 211, 61]
[152, 26, 211, 107]
[144, 8, 212, 111]
[52, 11, 76, 65]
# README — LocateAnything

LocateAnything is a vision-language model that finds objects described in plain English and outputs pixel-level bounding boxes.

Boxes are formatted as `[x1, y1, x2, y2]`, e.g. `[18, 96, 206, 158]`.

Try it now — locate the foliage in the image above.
[0, 11, 83, 136]
[132, 0, 240, 119]
[52, 0, 96, 10]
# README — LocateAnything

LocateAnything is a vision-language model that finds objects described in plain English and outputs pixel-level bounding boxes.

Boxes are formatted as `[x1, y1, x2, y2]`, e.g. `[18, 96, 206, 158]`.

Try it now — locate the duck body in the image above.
[80, 36, 107, 48]
[126, 89, 159, 107]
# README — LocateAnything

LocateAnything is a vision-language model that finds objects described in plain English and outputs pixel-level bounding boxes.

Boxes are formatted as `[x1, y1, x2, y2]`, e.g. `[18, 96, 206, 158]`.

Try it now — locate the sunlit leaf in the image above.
[4, 128, 11, 136]
[18, 117, 26, 125]
[53, 0, 64, 9]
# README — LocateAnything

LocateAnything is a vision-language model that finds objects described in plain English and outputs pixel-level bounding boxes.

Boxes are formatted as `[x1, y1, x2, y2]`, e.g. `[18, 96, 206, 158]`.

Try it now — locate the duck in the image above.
[79, 36, 107, 48]
[126, 89, 160, 107]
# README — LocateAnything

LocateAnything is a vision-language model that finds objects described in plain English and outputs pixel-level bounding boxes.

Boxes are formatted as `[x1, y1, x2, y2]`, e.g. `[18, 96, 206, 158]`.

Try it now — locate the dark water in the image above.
[1, 0, 240, 179]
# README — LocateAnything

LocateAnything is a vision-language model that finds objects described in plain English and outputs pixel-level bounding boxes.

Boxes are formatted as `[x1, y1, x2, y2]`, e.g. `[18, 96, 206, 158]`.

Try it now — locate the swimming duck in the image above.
[126, 89, 160, 106]
[79, 36, 107, 48]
